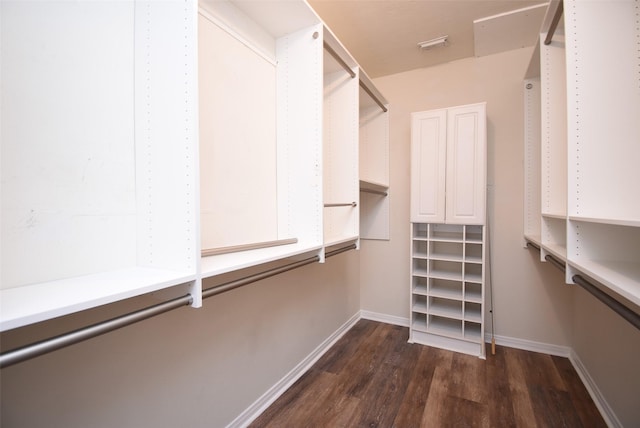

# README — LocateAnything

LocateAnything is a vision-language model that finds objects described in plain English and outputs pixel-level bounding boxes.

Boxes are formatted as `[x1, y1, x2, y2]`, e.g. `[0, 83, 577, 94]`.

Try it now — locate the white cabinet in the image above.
[409, 224, 486, 358]
[411, 103, 487, 225]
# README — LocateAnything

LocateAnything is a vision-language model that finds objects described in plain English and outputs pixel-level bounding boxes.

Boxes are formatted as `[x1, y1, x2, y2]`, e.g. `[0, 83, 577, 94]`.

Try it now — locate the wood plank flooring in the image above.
[249, 320, 606, 428]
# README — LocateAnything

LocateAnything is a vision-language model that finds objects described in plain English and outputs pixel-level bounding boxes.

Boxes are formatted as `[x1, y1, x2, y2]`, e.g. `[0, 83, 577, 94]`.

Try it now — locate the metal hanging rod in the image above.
[359, 80, 388, 113]
[572, 275, 640, 331]
[324, 202, 357, 208]
[544, 1, 563, 45]
[360, 188, 388, 197]
[526, 241, 640, 331]
[0, 244, 358, 369]
[323, 42, 356, 79]
[0, 294, 194, 369]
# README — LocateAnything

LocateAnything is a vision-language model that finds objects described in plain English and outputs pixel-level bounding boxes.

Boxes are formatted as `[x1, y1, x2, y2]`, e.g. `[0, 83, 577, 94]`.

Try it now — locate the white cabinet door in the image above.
[410, 109, 447, 223]
[445, 104, 486, 225]
[410, 103, 486, 225]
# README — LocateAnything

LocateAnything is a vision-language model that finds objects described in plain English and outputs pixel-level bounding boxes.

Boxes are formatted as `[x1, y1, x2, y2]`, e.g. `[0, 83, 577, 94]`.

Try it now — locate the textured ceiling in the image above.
[309, 0, 547, 78]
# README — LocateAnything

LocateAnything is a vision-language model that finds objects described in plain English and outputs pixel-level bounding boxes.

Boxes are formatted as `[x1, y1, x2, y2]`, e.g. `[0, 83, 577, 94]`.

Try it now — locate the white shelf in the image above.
[541, 243, 567, 262]
[430, 301, 463, 320]
[0, 268, 196, 332]
[568, 260, 640, 308]
[541, 212, 567, 220]
[359, 179, 388, 193]
[524, 234, 542, 247]
[428, 317, 463, 338]
[412, 300, 428, 314]
[568, 216, 640, 228]
[429, 269, 463, 282]
[464, 273, 483, 284]
[201, 243, 322, 279]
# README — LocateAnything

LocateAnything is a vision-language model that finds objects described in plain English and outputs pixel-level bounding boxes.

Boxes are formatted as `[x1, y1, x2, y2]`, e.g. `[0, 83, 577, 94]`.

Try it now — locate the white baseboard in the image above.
[484, 333, 571, 357]
[569, 350, 621, 428]
[359, 310, 410, 327]
[226, 312, 361, 428]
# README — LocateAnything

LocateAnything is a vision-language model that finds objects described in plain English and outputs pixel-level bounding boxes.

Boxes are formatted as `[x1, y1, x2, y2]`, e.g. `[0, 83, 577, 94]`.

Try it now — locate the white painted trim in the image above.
[226, 312, 361, 428]
[569, 350, 621, 428]
[484, 333, 571, 357]
[360, 310, 410, 327]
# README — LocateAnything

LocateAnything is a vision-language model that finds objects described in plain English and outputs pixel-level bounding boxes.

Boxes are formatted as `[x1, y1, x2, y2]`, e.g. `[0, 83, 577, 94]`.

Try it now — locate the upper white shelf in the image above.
[568, 216, 640, 228]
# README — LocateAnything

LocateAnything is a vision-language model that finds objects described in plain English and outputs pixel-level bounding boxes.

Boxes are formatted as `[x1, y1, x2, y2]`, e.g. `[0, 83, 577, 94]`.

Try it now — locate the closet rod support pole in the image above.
[359, 80, 388, 113]
[323, 42, 356, 78]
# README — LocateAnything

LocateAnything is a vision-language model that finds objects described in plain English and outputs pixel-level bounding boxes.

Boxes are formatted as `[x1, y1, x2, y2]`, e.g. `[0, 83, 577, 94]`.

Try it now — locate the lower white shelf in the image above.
[0, 267, 197, 332]
[568, 259, 640, 307]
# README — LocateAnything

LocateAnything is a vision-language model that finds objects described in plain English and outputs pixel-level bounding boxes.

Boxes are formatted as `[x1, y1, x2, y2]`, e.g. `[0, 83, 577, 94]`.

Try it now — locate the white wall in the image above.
[360, 47, 574, 346]
[0, 252, 360, 427]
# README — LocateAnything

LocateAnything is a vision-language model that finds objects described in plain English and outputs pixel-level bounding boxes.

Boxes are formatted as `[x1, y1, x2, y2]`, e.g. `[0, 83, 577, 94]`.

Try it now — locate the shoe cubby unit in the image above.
[359, 72, 390, 240]
[1, 0, 391, 331]
[523, 0, 640, 308]
[1, 1, 200, 331]
[409, 223, 486, 358]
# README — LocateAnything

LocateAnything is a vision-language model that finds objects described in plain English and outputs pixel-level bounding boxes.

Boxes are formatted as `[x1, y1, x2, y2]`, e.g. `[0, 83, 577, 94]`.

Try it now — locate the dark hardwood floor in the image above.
[249, 320, 606, 428]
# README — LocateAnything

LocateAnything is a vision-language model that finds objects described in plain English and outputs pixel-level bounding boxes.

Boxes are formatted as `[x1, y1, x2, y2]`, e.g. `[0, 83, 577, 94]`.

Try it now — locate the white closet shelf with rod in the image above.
[0, 243, 357, 369]
[526, 242, 640, 331]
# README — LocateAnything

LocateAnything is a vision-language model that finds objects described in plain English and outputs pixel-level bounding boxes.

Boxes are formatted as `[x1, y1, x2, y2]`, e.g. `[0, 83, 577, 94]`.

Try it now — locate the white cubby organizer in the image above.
[523, 0, 640, 307]
[0, 0, 390, 332]
[409, 102, 487, 358]
[410, 224, 486, 358]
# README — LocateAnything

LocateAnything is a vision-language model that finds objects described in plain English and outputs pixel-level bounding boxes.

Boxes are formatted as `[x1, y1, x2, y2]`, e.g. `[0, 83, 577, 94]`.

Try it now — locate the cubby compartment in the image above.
[464, 282, 483, 303]
[412, 240, 429, 259]
[430, 260, 463, 282]
[412, 277, 429, 296]
[429, 224, 464, 242]
[464, 264, 483, 284]
[429, 297, 462, 320]
[429, 278, 463, 300]
[413, 223, 429, 239]
[464, 243, 483, 264]
[430, 241, 463, 262]
[464, 322, 482, 341]
[412, 259, 429, 277]
[428, 315, 462, 337]
[464, 225, 483, 243]
[412, 295, 428, 314]
[464, 302, 482, 323]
